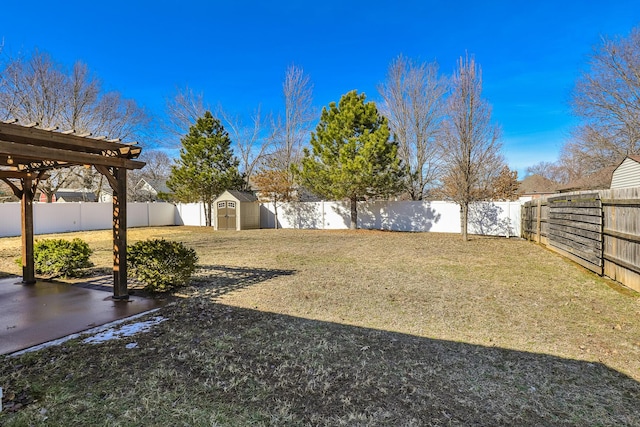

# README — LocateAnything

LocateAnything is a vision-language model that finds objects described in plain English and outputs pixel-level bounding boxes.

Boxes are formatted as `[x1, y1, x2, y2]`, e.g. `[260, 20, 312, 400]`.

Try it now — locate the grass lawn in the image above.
[1, 226, 639, 426]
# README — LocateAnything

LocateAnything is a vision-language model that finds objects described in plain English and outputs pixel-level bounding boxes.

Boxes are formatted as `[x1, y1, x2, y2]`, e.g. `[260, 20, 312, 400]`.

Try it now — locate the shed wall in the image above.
[240, 202, 260, 230]
[611, 158, 640, 189]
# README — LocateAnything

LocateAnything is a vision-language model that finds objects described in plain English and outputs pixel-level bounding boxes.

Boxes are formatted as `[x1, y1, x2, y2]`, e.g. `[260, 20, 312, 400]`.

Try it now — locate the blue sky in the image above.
[2, 1, 639, 175]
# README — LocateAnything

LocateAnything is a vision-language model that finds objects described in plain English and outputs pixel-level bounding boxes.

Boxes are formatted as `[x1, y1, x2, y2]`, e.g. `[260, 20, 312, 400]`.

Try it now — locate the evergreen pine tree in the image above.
[167, 111, 244, 226]
[297, 90, 403, 229]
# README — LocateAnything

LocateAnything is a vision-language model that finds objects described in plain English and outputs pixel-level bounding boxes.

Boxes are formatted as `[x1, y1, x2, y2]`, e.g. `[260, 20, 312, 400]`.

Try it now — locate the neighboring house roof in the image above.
[135, 178, 170, 195]
[225, 190, 258, 202]
[518, 174, 558, 195]
[556, 166, 616, 193]
[55, 190, 97, 202]
[146, 178, 170, 194]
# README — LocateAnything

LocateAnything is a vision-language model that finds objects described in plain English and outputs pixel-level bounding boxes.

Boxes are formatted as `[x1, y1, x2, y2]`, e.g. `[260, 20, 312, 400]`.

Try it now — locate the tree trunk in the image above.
[274, 198, 279, 230]
[205, 200, 212, 227]
[350, 196, 358, 230]
[461, 202, 469, 241]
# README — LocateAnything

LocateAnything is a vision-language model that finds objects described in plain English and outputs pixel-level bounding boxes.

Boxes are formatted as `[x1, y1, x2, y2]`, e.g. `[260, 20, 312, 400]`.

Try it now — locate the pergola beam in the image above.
[0, 140, 144, 170]
[0, 121, 140, 157]
[0, 171, 48, 180]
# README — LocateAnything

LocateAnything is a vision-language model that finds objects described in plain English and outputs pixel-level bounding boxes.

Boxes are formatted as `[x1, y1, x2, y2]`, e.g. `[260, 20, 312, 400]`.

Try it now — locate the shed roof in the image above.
[614, 155, 640, 169]
[225, 190, 258, 202]
[626, 155, 640, 164]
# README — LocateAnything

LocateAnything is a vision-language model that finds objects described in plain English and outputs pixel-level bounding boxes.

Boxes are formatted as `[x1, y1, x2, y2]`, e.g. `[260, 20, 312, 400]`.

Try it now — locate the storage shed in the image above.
[214, 190, 260, 230]
[611, 155, 640, 189]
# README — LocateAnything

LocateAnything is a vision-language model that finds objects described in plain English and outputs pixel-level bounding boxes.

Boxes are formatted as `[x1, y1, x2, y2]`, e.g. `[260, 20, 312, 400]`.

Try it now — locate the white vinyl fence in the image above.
[259, 200, 522, 236]
[0, 202, 176, 238]
[0, 200, 522, 237]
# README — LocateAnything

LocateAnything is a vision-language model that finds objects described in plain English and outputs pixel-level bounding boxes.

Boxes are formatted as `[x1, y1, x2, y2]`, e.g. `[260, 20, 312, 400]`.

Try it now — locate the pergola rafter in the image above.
[0, 120, 145, 299]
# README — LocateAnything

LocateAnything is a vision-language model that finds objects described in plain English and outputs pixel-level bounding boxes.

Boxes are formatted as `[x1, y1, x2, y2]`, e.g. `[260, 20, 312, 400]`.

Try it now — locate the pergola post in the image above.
[21, 177, 36, 284]
[112, 167, 128, 300]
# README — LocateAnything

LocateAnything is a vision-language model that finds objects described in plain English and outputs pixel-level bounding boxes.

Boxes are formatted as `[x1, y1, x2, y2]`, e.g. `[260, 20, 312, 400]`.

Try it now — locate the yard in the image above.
[1, 227, 639, 426]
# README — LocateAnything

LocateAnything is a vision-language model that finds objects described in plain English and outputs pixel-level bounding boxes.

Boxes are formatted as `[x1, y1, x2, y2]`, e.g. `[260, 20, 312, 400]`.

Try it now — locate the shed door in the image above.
[217, 201, 237, 230]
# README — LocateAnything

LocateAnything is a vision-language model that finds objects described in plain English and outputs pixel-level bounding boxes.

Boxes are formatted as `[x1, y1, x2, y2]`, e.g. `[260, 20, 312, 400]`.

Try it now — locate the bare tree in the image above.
[0, 51, 66, 126]
[378, 55, 446, 200]
[270, 64, 314, 171]
[526, 161, 562, 182]
[568, 26, 640, 174]
[440, 54, 503, 241]
[163, 86, 209, 142]
[0, 50, 148, 202]
[218, 105, 274, 191]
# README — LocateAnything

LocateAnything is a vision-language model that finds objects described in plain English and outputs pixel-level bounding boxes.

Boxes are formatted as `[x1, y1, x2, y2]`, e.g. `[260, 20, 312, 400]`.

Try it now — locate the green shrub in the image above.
[127, 239, 198, 293]
[31, 238, 94, 278]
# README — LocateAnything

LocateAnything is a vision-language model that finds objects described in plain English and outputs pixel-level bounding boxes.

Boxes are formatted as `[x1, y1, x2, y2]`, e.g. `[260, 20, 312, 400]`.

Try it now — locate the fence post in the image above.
[506, 201, 511, 238]
[536, 199, 542, 244]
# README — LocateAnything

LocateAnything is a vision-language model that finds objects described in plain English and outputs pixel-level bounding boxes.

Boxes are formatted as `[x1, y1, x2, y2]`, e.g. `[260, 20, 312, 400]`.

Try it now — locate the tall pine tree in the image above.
[167, 111, 244, 226]
[297, 90, 403, 229]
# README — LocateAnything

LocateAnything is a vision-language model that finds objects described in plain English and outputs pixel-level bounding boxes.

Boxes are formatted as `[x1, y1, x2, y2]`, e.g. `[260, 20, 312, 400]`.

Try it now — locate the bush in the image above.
[31, 238, 94, 278]
[127, 239, 198, 293]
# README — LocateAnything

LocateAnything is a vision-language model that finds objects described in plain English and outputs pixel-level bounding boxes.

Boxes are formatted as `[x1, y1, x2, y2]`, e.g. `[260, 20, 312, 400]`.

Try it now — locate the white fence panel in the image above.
[175, 203, 206, 226]
[34, 202, 82, 234]
[323, 201, 350, 229]
[0, 203, 21, 237]
[259, 200, 522, 236]
[149, 202, 177, 226]
[78, 203, 111, 231]
[127, 203, 150, 228]
[357, 201, 462, 232]
[0, 202, 178, 237]
[261, 201, 350, 229]
[467, 201, 521, 237]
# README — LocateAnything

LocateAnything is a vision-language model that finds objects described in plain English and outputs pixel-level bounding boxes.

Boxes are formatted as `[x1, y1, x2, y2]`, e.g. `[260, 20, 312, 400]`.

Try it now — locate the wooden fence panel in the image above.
[601, 188, 640, 292]
[547, 193, 603, 275]
[540, 201, 549, 245]
[521, 199, 548, 244]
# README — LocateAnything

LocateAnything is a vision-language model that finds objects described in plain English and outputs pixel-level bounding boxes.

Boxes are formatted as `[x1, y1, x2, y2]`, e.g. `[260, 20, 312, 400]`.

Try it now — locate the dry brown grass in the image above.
[1, 226, 639, 426]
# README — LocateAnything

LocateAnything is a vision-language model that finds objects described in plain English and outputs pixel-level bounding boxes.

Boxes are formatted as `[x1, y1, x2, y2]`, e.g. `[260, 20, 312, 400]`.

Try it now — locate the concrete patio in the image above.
[0, 277, 165, 355]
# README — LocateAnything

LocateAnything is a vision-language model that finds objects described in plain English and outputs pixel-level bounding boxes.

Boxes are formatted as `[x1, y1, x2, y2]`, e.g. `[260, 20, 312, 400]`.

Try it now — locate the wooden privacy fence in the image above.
[522, 188, 640, 293]
[522, 198, 549, 245]
[547, 193, 603, 274]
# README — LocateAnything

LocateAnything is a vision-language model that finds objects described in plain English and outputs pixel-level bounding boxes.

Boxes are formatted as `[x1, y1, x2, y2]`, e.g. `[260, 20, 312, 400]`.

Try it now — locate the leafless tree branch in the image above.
[568, 26, 640, 174]
[379, 55, 446, 200]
